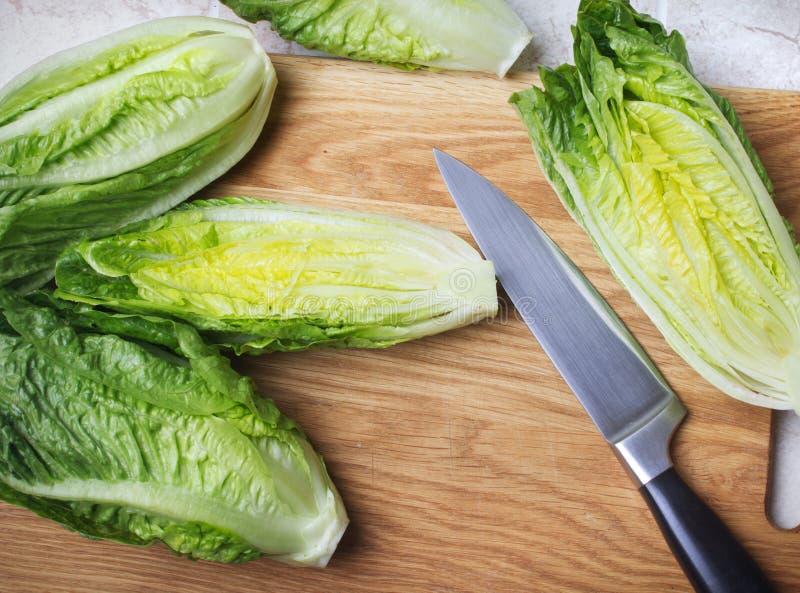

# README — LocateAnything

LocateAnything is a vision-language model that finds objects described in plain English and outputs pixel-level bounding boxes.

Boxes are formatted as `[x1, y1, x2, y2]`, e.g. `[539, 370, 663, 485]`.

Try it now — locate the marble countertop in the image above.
[1, 0, 798, 90]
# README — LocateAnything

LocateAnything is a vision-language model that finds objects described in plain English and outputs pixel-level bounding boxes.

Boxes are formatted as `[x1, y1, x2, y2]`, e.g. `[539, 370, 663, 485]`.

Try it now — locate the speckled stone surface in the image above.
[1, 1, 798, 89]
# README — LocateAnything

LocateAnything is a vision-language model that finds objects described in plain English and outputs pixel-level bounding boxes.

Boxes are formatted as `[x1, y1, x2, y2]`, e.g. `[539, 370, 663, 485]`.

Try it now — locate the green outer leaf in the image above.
[511, 0, 800, 410]
[221, 0, 532, 77]
[54, 198, 499, 354]
[510, 65, 586, 216]
[704, 86, 774, 197]
[0, 288, 252, 418]
[0, 291, 348, 565]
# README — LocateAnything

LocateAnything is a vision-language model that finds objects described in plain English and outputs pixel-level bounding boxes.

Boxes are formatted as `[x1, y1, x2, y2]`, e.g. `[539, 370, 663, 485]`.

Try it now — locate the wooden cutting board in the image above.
[1, 54, 800, 593]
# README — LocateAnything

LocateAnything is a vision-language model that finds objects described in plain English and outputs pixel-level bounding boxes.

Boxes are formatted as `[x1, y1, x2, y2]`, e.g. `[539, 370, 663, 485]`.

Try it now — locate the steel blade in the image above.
[434, 149, 682, 445]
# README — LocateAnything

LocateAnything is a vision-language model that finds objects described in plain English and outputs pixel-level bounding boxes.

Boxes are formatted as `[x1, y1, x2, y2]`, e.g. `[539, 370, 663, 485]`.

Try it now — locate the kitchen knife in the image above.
[434, 149, 775, 593]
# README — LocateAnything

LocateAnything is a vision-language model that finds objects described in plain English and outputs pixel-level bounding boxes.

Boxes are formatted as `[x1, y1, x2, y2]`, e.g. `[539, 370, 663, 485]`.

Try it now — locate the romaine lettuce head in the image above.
[0, 290, 347, 565]
[511, 0, 800, 411]
[222, 0, 532, 77]
[54, 197, 498, 354]
[0, 17, 277, 291]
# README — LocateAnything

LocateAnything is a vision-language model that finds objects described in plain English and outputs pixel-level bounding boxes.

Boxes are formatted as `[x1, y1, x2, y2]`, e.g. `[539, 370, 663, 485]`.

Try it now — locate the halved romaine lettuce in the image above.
[0, 17, 276, 291]
[511, 0, 800, 410]
[54, 197, 498, 354]
[0, 290, 347, 565]
[222, 0, 532, 77]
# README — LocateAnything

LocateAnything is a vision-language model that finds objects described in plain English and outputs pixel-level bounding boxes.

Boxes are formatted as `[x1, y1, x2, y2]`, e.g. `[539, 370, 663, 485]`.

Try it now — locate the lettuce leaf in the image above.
[0, 290, 347, 565]
[0, 17, 276, 291]
[54, 197, 498, 354]
[222, 0, 532, 77]
[511, 0, 800, 410]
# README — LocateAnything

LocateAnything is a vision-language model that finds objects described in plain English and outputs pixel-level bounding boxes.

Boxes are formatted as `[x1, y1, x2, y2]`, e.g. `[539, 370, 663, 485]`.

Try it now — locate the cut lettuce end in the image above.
[267, 439, 349, 567]
[495, 29, 535, 78]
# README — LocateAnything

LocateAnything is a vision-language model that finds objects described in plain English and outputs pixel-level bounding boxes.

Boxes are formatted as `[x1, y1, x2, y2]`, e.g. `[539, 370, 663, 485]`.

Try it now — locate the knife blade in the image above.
[434, 149, 774, 593]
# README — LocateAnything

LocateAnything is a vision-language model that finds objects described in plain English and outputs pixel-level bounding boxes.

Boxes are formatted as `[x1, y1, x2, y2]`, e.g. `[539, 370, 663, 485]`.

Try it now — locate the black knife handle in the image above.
[640, 467, 775, 593]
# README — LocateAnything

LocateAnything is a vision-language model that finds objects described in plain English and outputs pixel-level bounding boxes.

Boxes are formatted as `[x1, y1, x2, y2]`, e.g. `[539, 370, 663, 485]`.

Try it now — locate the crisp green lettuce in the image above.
[54, 197, 498, 354]
[511, 0, 800, 410]
[0, 290, 347, 565]
[222, 0, 532, 77]
[0, 17, 276, 291]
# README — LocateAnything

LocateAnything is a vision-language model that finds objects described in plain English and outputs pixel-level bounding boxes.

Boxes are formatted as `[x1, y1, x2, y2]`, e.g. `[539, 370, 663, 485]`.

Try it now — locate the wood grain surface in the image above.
[1, 54, 800, 593]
